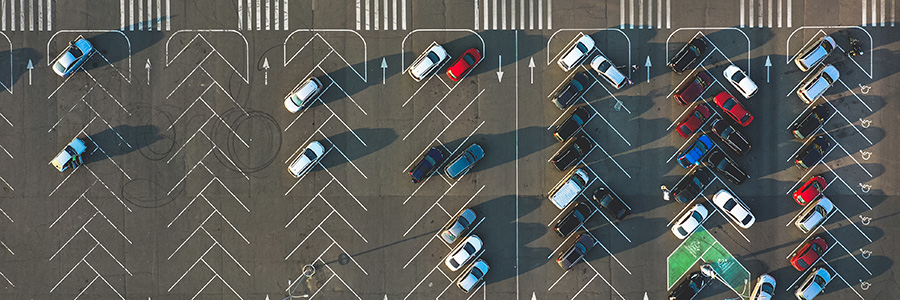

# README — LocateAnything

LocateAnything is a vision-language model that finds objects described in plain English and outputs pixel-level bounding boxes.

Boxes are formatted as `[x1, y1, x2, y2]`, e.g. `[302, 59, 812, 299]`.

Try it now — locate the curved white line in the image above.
[666, 27, 750, 77]
[47, 30, 132, 83]
[546, 28, 631, 69]
[283, 29, 368, 82]
[786, 26, 873, 79]
[400, 29, 485, 74]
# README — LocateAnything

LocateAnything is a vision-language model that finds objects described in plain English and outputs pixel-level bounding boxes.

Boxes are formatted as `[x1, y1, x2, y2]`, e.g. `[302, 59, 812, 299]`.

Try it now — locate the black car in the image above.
[556, 232, 595, 270]
[409, 147, 444, 183]
[671, 167, 714, 204]
[705, 149, 749, 185]
[790, 104, 832, 140]
[795, 135, 833, 170]
[593, 187, 630, 220]
[553, 106, 590, 142]
[669, 37, 708, 73]
[710, 119, 751, 156]
[553, 201, 592, 237]
[551, 135, 592, 171]
[669, 271, 711, 300]
[551, 72, 591, 110]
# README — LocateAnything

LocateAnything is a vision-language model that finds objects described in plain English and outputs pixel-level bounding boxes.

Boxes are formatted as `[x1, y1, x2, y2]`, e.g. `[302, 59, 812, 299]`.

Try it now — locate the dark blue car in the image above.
[409, 147, 445, 183]
[678, 135, 714, 169]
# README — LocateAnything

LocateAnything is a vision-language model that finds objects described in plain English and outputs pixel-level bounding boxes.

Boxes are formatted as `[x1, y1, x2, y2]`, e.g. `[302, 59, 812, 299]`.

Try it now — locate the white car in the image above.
[797, 64, 839, 104]
[408, 43, 449, 81]
[712, 190, 756, 229]
[723, 65, 758, 99]
[557, 35, 595, 71]
[288, 141, 325, 178]
[51, 138, 88, 172]
[795, 36, 837, 72]
[795, 196, 835, 233]
[284, 77, 323, 113]
[457, 259, 489, 293]
[672, 203, 709, 239]
[590, 55, 630, 89]
[795, 267, 832, 300]
[750, 273, 776, 300]
[445, 235, 482, 272]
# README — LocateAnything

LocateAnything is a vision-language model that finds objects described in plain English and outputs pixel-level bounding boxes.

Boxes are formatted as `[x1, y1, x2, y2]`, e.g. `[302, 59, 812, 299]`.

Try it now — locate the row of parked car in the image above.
[438, 208, 489, 293]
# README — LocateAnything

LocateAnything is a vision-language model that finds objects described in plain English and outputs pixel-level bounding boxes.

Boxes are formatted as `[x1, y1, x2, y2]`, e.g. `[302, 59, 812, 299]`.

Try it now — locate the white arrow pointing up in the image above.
[644, 56, 652, 83]
[262, 58, 270, 86]
[26, 59, 33, 85]
[381, 57, 388, 85]
[528, 57, 535, 84]
[532, 292, 537, 300]
[764, 55, 772, 83]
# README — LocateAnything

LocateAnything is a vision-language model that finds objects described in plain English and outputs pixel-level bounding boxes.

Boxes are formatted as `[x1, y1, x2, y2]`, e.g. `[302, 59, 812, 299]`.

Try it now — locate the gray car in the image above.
[441, 208, 477, 244]
[445, 144, 484, 179]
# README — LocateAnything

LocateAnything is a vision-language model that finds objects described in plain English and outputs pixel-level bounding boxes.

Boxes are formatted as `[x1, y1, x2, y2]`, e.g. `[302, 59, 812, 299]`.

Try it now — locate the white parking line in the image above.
[403, 89, 485, 141]
[822, 130, 873, 177]
[822, 228, 873, 275]
[579, 103, 632, 146]
[320, 132, 369, 179]
[832, 206, 872, 242]
[822, 162, 871, 209]
[584, 261, 627, 299]
[822, 261, 866, 299]
[580, 133, 631, 178]
[823, 98, 872, 145]
[835, 79, 873, 112]
[547, 269, 569, 291]
[582, 228, 632, 274]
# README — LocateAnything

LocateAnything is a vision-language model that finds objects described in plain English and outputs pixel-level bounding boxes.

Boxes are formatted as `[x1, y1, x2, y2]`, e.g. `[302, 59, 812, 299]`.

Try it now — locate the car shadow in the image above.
[83, 124, 164, 164]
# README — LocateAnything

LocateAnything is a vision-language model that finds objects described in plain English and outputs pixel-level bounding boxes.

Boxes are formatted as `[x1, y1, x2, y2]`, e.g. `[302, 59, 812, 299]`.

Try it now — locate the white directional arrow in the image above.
[496, 55, 504, 82]
[643, 292, 649, 300]
[644, 56, 652, 83]
[26, 59, 33, 85]
[265, 295, 270, 300]
[532, 292, 537, 300]
[528, 57, 535, 84]
[381, 57, 388, 85]
[764, 56, 772, 83]
[262, 58, 270, 86]
[383, 295, 388, 300]
[145, 59, 151, 85]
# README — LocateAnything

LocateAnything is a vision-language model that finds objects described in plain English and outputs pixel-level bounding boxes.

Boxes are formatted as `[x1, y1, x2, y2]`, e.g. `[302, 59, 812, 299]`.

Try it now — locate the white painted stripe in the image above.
[166, 0, 170, 30]
[547, 0, 551, 28]
[474, 0, 479, 29]
[156, 0, 161, 30]
[393, 0, 397, 29]
[383, 0, 388, 29]
[748, 0, 753, 27]
[502, 0, 506, 30]
[758, 0, 763, 27]
[892, 0, 896, 26]
[148, 0, 152, 30]
[529, 0, 533, 29]
[19, 0, 23, 31]
[647, 0, 652, 29]
[658, 0, 662, 28]
[365, 0, 369, 30]
[46, 0, 51, 30]
[138, 0, 142, 30]
[538, 0, 542, 29]
[28, 0, 32, 31]
[511, 0, 515, 29]
[128, 0, 133, 30]
[38, 0, 42, 31]
[255, 0, 260, 30]
[666, 0, 670, 28]
[265, 0, 269, 30]
[873, 0, 877, 26]
[2, 0, 7, 31]
[768, 0, 772, 27]
[275, 0, 280, 30]
[778, 0, 782, 27]
[248, 0, 252, 29]
[740, 0, 745, 27]
[881, 0, 885, 25]
[629, 0, 633, 29]
[401, 0, 405, 29]
[283, 0, 288, 30]
[520, 0, 525, 29]
[374, 0, 378, 30]
[787, 0, 791, 26]
[10, 0, 14, 31]
[493, 0, 497, 29]
[639, 0, 643, 29]
[621, 0, 625, 30]
[484, 0, 488, 29]
[356, 0, 360, 30]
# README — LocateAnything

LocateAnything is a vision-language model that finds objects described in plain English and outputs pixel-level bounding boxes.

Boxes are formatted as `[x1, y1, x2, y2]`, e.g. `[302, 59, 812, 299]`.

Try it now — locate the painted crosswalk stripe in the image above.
[548, 0, 552, 28]
[19, 0, 23, 31]
[502, 0, 506, 30]
[393, 0, 397, 29]
[529, 0, 533, 29]
[538, 0, 542, 29]
[666, 0, 670, 28]
[374, 0, 379, 30]
[777, 0, 782, 27]
[647, 0, 652, 29]
[283, 0, 289, 30]
[275, 0, 280, 30]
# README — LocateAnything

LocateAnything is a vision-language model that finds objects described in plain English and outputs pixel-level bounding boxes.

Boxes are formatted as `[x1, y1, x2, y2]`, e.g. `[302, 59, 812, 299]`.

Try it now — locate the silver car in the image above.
[795, 196, 834, 233]
[408, 43, 449, 81]
[712, 190, 755, 229]
[457, 259, 489, 293]
[288, 141, 326, 178]
[284, 77, 323, 113]
[590, 55, 629, 89]
[795, 267, 832, 299]
[672, 203, 709, 239]
[445, 235, 483, 272]
[750, 274, 776, 300]
[795, 36, 837, 72]
[558, 35, 595, 71]
[797, 64, 839, 104]
[440, 208, 476, 244]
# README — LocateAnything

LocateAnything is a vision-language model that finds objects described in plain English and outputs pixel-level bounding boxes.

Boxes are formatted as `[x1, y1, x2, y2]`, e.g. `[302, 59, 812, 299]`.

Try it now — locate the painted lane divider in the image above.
[528, 57, 535, 84]
[381, 57, 387, 85]
[262, 58, 270, 86]
[644, 56, 651, 83]
[764, 56, 771, 83]
[145, 59, 152, 85]
[497, 54, 504, 82]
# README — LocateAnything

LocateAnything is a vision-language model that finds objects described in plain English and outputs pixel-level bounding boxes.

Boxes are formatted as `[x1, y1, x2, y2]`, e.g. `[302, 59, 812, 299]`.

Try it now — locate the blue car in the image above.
[445, 144, 484, 179]
[678, 135, 714, 169]
[409, 147, 444, 183]
[52, 35, 96, 77]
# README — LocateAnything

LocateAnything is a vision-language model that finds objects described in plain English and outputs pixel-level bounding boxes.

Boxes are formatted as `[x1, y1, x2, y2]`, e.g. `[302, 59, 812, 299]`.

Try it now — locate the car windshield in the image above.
[573, 209, 586, 221]
[677, 227, 689, 237]
[303, 149, 317, 160]
[426, 52, 439, 63]
[811, 243, 823, 254]
[723, 199, 737, 210]
[730, 71, 745, 83]
[688, 45, 700, 56]
[742, 215, 753, 225]
[797, 257, 810, 269]
[822, 40, 834, 52]
[598, 60, 612, 72]
[721, 126, 734, 137]
[762, 283, 774, 293]
[740, 114, 751, 123]
[574, 242, 587, 254]
[470, 267, 484, 278]
[463, 243, 476, 254]
[690, 177, 703, 187]
[457, 215, 470, 227]
[571, 80, 584, 91]
[70, 47, 84, 58]
[814, 276, 826, 286]
[696, 140, 710, 153]
[813, 144, 825, 155]
[463, 54, 475, 65]
[576, 43, 588, 53]
[821, 72, 835, 83]
[691, 211, 703, 222]
[723, 98, 737, 110]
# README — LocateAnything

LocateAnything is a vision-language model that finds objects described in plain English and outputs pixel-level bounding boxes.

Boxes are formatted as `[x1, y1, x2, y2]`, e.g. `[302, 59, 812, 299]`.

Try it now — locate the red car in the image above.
[446, 48, 482, 81]
[794, 175, 826, 205]
[674, 71, 713, 106]
[676, 105, 712, 138]
[714, 91, 753, 126]
[790, 236, 828, 271]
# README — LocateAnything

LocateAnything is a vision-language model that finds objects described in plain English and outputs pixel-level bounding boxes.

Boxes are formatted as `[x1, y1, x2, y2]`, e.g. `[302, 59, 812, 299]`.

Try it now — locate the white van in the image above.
[797, 64, 839, 104]
[51, 138, 88, 172]
[558, 35, 595, 72]
[549, 168, 589, 209]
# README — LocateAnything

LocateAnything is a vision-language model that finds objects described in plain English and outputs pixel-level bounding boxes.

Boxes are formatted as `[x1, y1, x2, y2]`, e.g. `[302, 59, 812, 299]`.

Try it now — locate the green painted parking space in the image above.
[667, 225, 751, 298]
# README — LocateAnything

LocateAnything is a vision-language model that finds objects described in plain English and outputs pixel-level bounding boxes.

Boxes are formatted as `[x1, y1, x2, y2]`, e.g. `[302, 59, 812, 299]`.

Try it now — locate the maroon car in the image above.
[676, 105, 712, 138]
[674, 71, 713, 106]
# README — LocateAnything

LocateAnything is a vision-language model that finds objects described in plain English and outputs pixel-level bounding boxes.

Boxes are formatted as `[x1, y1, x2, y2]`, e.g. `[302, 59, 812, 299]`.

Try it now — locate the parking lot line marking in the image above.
[581, 97, 632, 146]
[321, 102, 368, 147]
[319, 196, 368, 243]
[201, 227, 251, 276]
[321, 70, 368, 115]
[285, 115, 335, 164]
[402, 182, 470, 236]
[571, 273, 598, 299]
[319, 136, 369, 180]
[785, 29, 827, 64]
[822, 228, 873, 275]
[200, 195, 249, 244]
[320, 229, 369, 275]
[579, 133, 631, 177]
[167, 243, 213, 292]
[437, 107, 452, 122]
[404, 264, 443, 299]
[321, 167, 367, 211]
[437, 203, 452, 217]
[619, 0, 625, 28]
[546, 31, 586, 66]
[822, 163, 870, 209]
[201, 132, 250, 181]
[547, 269, 569, 290]
[700, 191, 751, 243]
[403, 234, 441, 269]
[585, 261, 627, 299]
[584, 229, 632, 274]
[833, 206, 872, 242]
[836, 79, 873, 112]
[403, 75, 438, 107]
[403, 88, 484, 141]
[286, 181, 333, 228]
[823, 99, 873, 145]
[823, 130, 873, 177]
[168, 115, 215, 164]
[50, 243, 97, 293]
[823, 261, 866, 300]
[82, 196, 133, 245]
[50, 212, 98, 261]
[785, 100, 819, 130]
[284, 213, 333, 260]
[591, 201, 633, 242]
[581, 70, 633, 115]
[49, 186, 93, 228]
[547, 107, 572, 130]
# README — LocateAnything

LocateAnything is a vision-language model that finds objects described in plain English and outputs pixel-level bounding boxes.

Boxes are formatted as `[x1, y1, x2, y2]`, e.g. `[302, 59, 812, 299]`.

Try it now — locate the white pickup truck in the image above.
[549, 168, 589, 209]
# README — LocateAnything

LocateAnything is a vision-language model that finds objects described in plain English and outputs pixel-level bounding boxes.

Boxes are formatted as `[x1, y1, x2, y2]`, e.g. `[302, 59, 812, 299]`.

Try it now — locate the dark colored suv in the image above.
[553, 201, 592, 237]
[795, 135, 833, 170]
[674, 71, 713, 106]
[705, 149, 749, 185]
[671, 167, 714, 204]
[551, 135, 592, 171]
[553, 106, 590, 142]
[409, 147, 444, 183]
[669, 271, 711, 300]
[790, 104, 832, 140]
[556, 232, 595, 270]
[594, 187, 630, 220]
[552, 72, 591, 110]
[711, 119, 751, 156]
[669, 37, 708, 73]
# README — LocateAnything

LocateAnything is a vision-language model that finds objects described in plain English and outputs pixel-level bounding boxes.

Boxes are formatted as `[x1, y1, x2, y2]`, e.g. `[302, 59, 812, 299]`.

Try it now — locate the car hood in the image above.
[54, 52, 77, 75]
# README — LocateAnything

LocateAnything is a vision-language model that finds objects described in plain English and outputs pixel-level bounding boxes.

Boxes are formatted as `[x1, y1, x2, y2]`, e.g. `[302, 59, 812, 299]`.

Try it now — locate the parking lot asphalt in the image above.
[0, 0, 897, 299]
